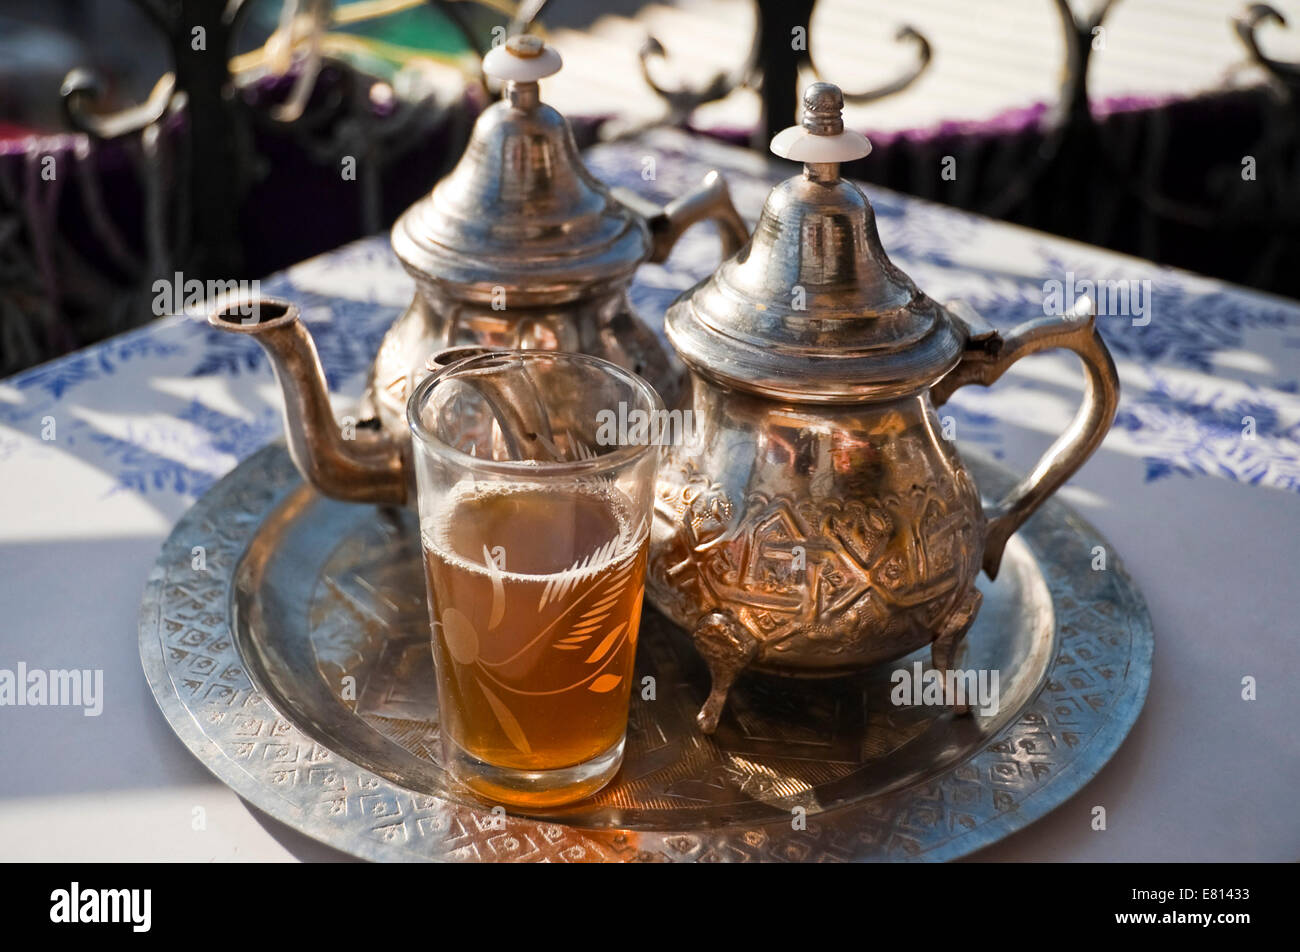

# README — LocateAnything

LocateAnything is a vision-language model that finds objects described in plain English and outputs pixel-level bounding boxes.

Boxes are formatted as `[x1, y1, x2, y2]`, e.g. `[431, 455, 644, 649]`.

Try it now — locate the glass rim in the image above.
[406, 349, 666, 478]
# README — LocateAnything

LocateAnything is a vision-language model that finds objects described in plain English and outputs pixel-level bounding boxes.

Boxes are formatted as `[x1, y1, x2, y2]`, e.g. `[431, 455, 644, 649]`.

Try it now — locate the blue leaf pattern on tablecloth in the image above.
[7, 333, 184, 409]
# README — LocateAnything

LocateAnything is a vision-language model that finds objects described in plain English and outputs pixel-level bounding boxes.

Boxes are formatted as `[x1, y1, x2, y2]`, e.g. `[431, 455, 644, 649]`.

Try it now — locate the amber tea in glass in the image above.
[408, 351, 660, 807]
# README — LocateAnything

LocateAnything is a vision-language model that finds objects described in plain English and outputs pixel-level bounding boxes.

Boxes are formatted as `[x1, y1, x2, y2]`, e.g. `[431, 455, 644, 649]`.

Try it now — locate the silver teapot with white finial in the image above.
[209, 34, 748, 506]
[646, 83, 1121, 732]
[369, 34, 748, 438]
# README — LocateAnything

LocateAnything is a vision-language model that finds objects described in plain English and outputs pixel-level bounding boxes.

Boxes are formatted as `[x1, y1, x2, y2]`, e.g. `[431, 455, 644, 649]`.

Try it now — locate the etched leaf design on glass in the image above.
[544, 530, 641, 675]
[483, 544, 505, 630]
[477, 679, 531, 753]
[567, 430, 598, 461]
[537, 513, 646, 613]
[536, 533, 620, 612]
[531, 429, 596, 462]
[588, 674, 622, 693]
[440, 607, 479, 665]
[584, 622, 627, 665]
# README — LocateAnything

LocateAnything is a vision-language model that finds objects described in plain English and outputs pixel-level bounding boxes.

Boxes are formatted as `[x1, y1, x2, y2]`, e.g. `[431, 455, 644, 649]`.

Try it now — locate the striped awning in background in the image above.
[545, 0, 1300, 133]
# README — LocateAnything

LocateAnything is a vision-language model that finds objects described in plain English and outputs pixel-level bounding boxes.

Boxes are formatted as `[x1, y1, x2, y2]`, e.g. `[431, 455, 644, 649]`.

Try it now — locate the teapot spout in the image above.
[208, 297, 407, 505]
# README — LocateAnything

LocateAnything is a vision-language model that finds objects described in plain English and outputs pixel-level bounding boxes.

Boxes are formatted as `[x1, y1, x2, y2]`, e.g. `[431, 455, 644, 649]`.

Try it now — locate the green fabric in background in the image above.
[238, 0, 492, 79]
[338, 1, 473, 56]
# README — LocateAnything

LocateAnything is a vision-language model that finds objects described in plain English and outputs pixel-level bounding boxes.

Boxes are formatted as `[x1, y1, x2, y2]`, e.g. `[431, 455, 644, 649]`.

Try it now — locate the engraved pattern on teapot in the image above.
[649, 420, 984, 674]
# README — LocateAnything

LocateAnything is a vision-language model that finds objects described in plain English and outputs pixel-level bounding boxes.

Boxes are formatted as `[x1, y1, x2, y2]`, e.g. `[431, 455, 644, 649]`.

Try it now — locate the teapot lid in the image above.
[665, 83, 965, 402]
[391, 36, 650, 304]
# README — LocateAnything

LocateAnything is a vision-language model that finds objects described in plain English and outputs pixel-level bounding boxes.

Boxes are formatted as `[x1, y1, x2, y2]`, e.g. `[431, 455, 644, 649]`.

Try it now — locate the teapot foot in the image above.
[692, 610, 758, 734]
[931, 588, 983, 716]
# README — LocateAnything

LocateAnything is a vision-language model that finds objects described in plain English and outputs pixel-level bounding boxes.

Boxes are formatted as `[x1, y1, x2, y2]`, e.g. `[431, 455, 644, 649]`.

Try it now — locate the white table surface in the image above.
[1, 130, 1297, 861]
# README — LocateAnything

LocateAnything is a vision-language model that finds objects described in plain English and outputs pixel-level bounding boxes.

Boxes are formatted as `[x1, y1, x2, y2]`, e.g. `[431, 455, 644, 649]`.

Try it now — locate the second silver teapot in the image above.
[646, 84, 1121, 732]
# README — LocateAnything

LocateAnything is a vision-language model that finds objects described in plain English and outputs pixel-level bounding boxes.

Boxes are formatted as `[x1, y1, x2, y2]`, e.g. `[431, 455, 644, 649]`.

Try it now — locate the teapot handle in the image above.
[614, 170, 749, 263]
[931, 297, 1120, 580]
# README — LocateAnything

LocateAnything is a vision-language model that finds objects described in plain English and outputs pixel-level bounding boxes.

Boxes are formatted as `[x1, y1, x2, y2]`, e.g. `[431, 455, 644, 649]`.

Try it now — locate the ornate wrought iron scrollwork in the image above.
[625, 0, 932, 146]
[61, 70, 179, 141]
[635, 32, 760, 130]
[1235, 3, 1300, 86]
[54, 0, 498, 279]
[59, 0, 261, 278]
[985, 0, 1118, 220]
[29, 0, 1300, 362]
[807, 23, 931, 106]
[1081, 0, 1300, 264]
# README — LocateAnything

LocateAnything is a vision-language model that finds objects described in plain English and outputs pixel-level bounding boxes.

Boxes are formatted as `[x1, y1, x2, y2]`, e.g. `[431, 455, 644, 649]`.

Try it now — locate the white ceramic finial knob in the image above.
[482, 35, 563, 83]
[771, 82, 871, 163]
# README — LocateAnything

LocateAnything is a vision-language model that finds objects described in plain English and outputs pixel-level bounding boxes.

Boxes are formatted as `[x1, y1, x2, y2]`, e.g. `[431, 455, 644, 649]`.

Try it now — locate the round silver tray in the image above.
[140, 443, 1152, 862]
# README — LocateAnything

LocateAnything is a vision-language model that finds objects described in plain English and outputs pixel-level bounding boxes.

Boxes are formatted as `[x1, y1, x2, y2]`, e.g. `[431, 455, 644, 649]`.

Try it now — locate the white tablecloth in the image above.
[1, 130, 1297, 861]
